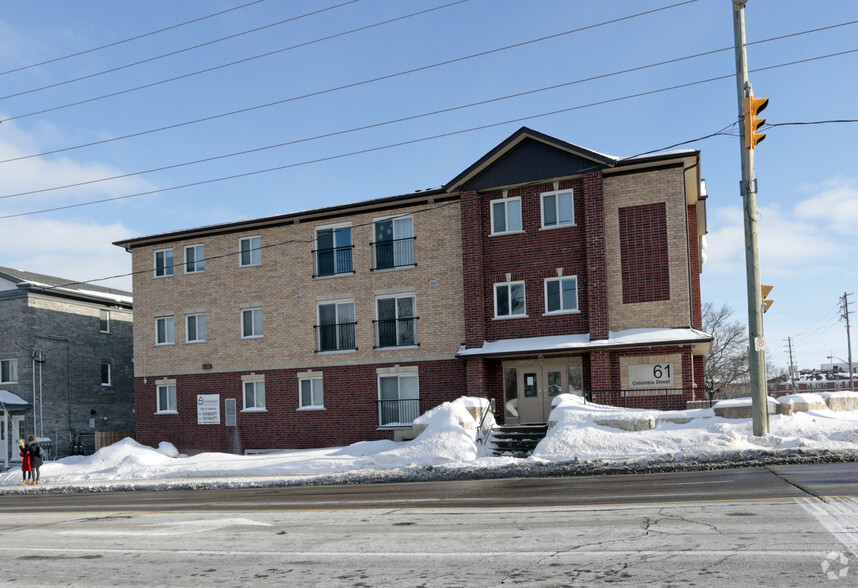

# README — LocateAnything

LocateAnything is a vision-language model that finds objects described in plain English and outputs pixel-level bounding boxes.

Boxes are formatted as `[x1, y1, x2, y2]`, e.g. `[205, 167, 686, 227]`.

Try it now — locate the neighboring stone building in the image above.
[0, 267, 134, 464]
[115, 127, 711, 455]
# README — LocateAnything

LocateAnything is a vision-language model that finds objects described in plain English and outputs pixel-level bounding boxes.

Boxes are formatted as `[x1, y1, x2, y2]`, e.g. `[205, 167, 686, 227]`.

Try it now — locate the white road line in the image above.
[796, 497, 858, 559]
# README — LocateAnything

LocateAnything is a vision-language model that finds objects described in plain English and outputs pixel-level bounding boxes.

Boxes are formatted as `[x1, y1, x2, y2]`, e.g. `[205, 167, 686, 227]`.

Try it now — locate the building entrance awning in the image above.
[0, 390, 30, 412]
[457, 327, 713, 358]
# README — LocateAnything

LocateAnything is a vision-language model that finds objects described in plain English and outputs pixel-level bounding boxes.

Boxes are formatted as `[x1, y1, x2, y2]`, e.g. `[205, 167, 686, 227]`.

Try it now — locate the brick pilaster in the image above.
[460, 190, 486, 348]
[583, 171, 608, 340]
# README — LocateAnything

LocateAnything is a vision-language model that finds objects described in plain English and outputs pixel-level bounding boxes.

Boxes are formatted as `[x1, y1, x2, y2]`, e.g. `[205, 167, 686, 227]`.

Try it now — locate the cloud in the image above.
[0, 216, 136, 291]
[702, 177, 858, 278]
[0, 117, 156, 208]
[794, 176, 858, 235]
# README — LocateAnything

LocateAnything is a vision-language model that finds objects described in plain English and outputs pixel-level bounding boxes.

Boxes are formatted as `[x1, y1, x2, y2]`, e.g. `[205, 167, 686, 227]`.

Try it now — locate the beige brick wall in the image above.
[603, 168, 691, 331]
[130, 203, 464, 377]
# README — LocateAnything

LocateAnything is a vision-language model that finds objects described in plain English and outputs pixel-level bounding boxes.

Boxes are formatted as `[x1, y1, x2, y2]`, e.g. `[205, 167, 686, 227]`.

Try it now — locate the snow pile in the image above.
[3, 394, 858, 491]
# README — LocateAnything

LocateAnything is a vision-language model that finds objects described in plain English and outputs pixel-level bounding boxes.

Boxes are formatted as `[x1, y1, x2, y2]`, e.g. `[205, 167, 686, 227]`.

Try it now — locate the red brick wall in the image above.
[134, 359, 466, 454]
[583, 171, 608, 339]
[462, 178, 592, 344]
[618, 202, 670, 304]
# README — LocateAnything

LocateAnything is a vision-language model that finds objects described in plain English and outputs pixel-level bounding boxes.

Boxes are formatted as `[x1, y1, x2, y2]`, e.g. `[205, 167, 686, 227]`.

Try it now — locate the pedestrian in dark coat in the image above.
[19, 440, 32, 485]
[27, 436, 43, 485]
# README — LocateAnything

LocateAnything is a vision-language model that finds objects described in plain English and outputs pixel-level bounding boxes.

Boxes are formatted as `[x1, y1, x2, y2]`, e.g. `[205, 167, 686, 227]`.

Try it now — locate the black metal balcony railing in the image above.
[374, 316, 419, 348]
[588, 388, 698, 411]
[377, 398, 421, 427]
[371, 236, 415, 271]
[313, 245, 354, 277]
[314, 321, 357, 352]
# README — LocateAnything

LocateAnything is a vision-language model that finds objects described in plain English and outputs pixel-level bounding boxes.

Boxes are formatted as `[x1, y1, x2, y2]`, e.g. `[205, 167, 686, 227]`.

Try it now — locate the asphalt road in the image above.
[1, 463, 857, 586]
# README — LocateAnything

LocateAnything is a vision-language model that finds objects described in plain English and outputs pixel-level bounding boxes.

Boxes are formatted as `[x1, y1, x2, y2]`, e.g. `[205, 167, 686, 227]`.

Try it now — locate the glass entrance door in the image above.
[502, 358, 584, 424]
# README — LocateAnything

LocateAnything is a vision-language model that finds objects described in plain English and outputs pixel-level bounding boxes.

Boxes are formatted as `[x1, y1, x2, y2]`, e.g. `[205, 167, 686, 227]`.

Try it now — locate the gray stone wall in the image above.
[0, 293, 134, 457]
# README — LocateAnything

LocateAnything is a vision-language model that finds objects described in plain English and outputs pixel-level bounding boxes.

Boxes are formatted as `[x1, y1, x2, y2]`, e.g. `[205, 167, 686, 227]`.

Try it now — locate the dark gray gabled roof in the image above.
[0, 266, 132, 307]
[445, 126, 618, 193]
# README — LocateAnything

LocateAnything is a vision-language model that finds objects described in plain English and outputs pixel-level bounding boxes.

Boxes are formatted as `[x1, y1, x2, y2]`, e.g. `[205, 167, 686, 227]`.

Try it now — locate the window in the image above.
[373, 216, 414, 270]
[315, 225, 353, 277]
[243, 379, 266, 410]
[156, 316, 175, 345]
[376, 295, 417, 348]
[225, 398, 237, 426]
[154, 248, 174, 277]
[541, 189, 574, 228]
[1, 358, 18, 383]
[378, 373, 419, 427]
[545, 276, 579, 313]
[157, 384, 176, 413]
[299, 377, 324, 409]
[317, 301, 356, 352]
[186, 313, 207, 342]
[185, 244, 205, 273]
[99, 309, 110, 333]
[241, 308, 263, 338]
[491, 197, 522, 234]
[494, 281, 526, 318]
[101, 363, 112, 386]
[239, 236, 262, 267]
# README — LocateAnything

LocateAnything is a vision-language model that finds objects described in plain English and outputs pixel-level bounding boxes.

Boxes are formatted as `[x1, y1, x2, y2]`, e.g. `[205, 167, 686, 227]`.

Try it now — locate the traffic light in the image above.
[744, 90, 769, 150]
[761, 284, 773, 313]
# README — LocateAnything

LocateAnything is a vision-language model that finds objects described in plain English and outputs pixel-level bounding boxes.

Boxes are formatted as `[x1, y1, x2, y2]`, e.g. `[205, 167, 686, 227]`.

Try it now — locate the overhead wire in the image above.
[0, 0, 696, 123]
[0, 0, 267, 77]
[0, 0, 359, 100]
[1, 16, 855, 166]
[3, 45, 857, 205]
[41, 122, 730, 291]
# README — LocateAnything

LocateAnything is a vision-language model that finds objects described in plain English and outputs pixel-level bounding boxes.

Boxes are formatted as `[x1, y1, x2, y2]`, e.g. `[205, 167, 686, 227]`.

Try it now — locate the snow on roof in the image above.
[18, 280, 132, 305]
[457, 327, 712, 357]
[0, 390, 29, 406]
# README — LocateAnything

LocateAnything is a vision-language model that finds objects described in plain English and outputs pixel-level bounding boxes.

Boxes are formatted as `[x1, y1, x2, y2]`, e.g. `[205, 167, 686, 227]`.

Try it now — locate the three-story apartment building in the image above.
[116, 127, 711, 454]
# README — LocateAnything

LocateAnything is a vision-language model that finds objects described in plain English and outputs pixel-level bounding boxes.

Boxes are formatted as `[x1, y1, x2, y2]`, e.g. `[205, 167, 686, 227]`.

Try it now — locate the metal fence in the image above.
[376, 398, 421, 428]
[588, 388, 701, 411]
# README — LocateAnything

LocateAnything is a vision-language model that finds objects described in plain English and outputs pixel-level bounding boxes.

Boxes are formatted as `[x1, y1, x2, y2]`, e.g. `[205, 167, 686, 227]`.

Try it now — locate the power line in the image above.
[3, 44, 856, 203]
[0, 0, 360, 100]
[0, 0, 267, 77]
[0, 72, 743, 208]
[0, 0, 696, 123]
[38, 126, 720, 291]
[2, 15, 854, 166]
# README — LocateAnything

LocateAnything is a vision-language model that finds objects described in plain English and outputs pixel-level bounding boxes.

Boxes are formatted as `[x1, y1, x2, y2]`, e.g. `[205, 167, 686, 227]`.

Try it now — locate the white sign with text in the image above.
[628, 363, 675, 389]
[197, 394, 221, 425]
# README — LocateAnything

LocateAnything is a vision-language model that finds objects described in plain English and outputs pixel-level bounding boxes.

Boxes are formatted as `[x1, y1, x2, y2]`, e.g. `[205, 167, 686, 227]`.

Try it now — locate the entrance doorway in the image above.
[502, 358, 583, 424]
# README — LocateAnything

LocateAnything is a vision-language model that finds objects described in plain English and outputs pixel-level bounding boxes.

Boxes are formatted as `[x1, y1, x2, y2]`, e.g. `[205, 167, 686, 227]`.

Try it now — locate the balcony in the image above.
[377, 398, 421, 428]
[374, 317, 419, 348]
[371, 236, 415, 271]
[313, 245, 354, 277]
[314, 321, 357, 353]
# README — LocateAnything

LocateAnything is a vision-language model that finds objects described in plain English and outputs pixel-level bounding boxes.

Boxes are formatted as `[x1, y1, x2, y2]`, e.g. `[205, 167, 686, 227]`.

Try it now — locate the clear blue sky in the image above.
[1, 0, 856, 373]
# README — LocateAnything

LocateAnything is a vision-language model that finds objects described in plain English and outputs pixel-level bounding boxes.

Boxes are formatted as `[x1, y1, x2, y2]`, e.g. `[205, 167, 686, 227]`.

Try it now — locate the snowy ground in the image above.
[3, 393, 858, 494]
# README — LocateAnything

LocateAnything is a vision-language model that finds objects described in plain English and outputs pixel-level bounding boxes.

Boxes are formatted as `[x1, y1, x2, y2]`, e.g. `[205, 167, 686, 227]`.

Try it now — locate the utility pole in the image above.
[786, 337, 797, 393]
[733, 0, 769, 435]
[841, 292, 855, 393]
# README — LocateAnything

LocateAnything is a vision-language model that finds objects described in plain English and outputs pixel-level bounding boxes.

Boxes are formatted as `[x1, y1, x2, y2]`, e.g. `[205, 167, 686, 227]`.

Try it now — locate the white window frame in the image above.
[99, 309, 110, 333]
[184, 243, 205, 274]
[315, 222, 353, 277]
[490, 196, 523, 235]
[186, 312, 207, 343]
[154, 248, 174, 277]
[377, 372, 420, 428]
[375, 294, 417, 348]
[299, 376, 324, 410]
[544, 276, 579, 314]
[242, 379, 266, 411]
[100, 362, 112, 387]
[156, 383, 177, 413]
[239, 236, 262, 267]
[155, 316, 175, 345]
[494, 281, 527, 318]
[540, 189, 575, 229]
[1, 358, 18, 384]
[241, 307, 263, 339]
[372, 215, 415, 270]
